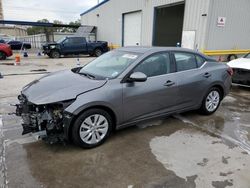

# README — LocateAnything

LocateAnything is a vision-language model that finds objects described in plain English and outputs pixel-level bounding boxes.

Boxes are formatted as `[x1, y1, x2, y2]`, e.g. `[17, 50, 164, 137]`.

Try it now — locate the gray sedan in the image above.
[16, 47, 232, 148]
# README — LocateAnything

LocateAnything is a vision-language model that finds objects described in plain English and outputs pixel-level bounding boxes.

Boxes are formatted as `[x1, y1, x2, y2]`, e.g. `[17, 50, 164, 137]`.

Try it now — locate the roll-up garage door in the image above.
[123, 11, 142, 46]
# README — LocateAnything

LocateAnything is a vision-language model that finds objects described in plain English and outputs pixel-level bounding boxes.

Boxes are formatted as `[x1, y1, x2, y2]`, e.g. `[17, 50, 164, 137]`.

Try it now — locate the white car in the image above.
[228, 53, 250, 87]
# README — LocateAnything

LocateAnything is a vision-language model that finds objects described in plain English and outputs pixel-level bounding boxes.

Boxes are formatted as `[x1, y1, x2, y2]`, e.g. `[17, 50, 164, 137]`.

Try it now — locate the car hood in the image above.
[228, 58, 250, 70]
[22, 70, 107, 105]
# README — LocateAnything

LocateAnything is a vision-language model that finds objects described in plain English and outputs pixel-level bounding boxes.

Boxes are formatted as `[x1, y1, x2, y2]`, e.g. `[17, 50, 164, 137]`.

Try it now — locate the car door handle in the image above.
[164, 80, 175, 87]
[203, 72, 211, 78]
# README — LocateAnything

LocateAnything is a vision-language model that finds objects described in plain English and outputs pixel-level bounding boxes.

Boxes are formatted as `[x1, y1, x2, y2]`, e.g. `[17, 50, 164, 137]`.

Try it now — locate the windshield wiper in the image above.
[79, 72, 95, 79]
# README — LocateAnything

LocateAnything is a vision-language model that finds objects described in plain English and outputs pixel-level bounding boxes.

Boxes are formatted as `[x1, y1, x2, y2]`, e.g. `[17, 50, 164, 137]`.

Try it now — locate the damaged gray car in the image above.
[16, 47, 232, 148]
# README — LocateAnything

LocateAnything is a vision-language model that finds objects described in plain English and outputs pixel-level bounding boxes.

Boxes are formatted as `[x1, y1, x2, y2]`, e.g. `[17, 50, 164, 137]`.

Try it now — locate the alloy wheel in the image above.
[205, 90, 220, 112]
[79, 114, 109, 144]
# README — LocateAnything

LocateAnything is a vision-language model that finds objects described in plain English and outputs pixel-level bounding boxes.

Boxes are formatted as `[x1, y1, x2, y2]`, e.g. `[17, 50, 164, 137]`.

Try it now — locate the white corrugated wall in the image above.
[206, 0, 250, 50]
[81, 0, 210, 49]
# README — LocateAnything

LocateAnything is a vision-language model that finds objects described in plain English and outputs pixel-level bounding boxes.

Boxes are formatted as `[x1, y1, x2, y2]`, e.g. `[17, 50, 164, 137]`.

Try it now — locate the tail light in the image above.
[227, 67, 234, 76]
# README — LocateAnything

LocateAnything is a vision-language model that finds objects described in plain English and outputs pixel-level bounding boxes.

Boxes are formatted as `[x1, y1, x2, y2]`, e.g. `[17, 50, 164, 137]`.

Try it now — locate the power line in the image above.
[3, 5, 81, 14]
[4, 10, 79, 15]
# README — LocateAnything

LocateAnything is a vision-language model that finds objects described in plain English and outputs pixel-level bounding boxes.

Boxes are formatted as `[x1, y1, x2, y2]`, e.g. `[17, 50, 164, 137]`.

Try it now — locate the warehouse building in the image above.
[81, 0, 250, 59]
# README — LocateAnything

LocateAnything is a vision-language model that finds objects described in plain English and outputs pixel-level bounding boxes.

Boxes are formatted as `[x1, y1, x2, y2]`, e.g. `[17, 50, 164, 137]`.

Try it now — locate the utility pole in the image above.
[0, 0, 4, 20]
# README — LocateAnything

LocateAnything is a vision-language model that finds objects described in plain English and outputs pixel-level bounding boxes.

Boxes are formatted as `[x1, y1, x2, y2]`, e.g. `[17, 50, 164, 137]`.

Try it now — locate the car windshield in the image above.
[79, 51, 140, 79]
[57, 37, 66, 43]
[244, 53, 250, 59]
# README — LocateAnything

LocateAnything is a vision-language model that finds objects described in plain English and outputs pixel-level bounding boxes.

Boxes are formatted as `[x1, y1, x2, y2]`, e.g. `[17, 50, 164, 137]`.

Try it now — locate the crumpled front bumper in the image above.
[15, 102, 40, 135]
[15, 94, 75, 142]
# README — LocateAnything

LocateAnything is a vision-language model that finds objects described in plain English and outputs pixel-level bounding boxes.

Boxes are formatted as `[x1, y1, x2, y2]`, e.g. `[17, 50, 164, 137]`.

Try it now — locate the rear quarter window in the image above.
[174, 52, 197, 72]
[196, 55, 206, 67]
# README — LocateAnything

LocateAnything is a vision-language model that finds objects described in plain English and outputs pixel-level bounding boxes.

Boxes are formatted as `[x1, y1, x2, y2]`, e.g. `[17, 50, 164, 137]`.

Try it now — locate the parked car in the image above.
[15, 47, 232, 148]
[228, 53, 250, 87]
[42, 36, 109, 58]
[0, 43, 13, 60]
[7, 40, 31, 50]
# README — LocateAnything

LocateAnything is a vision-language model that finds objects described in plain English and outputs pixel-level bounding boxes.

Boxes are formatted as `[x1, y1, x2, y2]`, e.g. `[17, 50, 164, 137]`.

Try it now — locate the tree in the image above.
[27, 19, 81, 35]
[27, 19, 50, 35]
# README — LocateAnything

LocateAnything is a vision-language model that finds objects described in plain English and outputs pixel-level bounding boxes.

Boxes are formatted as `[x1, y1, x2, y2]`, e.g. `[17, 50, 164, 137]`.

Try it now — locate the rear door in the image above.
[171, 51, 211, 108]
[122, 52, 181, 123]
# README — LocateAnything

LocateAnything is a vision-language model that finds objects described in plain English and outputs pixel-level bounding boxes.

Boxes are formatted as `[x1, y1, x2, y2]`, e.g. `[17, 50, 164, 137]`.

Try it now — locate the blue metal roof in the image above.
[80, 0, 110, 16]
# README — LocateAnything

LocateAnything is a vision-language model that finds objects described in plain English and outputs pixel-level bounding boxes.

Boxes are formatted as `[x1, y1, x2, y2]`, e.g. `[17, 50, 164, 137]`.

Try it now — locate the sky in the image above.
[2, 0, 100, 23]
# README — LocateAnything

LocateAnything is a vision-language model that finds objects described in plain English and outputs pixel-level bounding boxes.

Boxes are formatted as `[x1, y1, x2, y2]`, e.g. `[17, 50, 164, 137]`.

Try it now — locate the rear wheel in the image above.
[72, 109, 113, 148]
[50, 50, 60, 58]
[94, 48, 103, 57]
[0, 51, 6, 60]
[199, 87, 222, 115]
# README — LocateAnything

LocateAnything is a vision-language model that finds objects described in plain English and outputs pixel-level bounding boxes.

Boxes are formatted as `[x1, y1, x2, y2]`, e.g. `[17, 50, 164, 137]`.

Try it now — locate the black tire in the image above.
[72, 108, 113, 148]
[227, 54, 237, 62]
[199, 87, 222, 115]
[94, 48, 103, 57]
[50, 50, 60, 58]
[0, 51, 6, 60]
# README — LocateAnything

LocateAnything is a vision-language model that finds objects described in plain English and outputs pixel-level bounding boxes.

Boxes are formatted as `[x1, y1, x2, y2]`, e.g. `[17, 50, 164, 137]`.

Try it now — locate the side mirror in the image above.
[128, 72, 147, 82]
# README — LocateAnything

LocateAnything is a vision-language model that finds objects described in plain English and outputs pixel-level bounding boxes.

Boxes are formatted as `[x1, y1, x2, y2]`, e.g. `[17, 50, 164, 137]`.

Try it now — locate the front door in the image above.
[122, 52, 180, 123]
[62, 37, 87, 54]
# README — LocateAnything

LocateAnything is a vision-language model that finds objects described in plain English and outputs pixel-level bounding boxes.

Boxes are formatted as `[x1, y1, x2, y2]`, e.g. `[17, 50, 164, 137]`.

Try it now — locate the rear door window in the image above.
[174, 52, 197, 72]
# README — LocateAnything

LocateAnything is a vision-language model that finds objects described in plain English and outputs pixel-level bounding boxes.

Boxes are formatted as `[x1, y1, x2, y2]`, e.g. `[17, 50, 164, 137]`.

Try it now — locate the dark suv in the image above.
[43, 36, 109, 58]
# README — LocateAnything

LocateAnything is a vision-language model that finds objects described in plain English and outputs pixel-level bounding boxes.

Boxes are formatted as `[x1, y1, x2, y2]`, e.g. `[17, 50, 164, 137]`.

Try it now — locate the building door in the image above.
[123, 11, 142, 46]
[153, 3, 185, 47]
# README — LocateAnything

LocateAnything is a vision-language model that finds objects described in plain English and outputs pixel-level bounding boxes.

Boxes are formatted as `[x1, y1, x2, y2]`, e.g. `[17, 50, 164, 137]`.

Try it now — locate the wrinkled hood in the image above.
[22, 70, 107, 105]
[228, 58, 250, 70]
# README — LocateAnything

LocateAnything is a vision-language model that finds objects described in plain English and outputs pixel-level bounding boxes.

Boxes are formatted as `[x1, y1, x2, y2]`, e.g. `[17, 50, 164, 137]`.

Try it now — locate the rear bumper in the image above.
[103, 46, 109, 52]
[232, 68, 250, 86]
[5, 50, 13, 57]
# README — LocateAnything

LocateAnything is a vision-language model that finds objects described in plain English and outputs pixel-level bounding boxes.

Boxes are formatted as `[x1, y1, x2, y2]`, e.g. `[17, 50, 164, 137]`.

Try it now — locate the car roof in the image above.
[117, 46, 201, 54]
[116, 46, 215, 61]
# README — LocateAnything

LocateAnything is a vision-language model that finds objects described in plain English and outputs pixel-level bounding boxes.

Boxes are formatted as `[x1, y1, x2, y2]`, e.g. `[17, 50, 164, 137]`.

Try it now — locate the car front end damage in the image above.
[15, 94, 74, 143]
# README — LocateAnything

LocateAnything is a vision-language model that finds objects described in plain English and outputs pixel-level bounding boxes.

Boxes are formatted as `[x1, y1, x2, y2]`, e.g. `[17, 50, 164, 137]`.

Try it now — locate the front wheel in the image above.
[50, 50, 60, 58]
[72, 109, 113, 148]
[199, 87, 222, 115]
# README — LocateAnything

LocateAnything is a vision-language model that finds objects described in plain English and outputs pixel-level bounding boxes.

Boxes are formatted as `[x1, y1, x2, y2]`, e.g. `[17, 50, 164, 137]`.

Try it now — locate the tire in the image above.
[227, 54, 237, 62]
[50, 50, 60, 58]
[71, 109, 113, 148]
[199, 87, 222, 115]
[94, 48, 103, 57]
[0, 51, 6, 60]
